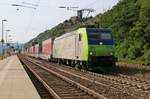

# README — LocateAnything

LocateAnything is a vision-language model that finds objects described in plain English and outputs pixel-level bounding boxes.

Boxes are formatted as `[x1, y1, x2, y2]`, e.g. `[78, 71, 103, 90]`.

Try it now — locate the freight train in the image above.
[23, 27, 117, 69]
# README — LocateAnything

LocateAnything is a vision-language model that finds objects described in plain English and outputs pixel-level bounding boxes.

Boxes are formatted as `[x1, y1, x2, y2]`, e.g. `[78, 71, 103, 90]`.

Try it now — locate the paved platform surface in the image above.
[0, 55, 41, 99]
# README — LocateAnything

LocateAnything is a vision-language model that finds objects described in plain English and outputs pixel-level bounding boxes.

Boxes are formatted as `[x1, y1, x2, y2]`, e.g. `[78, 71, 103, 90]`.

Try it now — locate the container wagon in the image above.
[40, 38, 53, 60]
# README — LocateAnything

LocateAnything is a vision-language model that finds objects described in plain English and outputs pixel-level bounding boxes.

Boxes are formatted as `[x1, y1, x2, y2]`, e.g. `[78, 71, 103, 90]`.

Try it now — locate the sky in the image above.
[0, 0, 119, 43]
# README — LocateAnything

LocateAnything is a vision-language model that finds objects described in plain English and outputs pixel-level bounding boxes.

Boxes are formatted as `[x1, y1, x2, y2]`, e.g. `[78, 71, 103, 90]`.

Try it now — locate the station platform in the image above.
[0, 55, 41, 99]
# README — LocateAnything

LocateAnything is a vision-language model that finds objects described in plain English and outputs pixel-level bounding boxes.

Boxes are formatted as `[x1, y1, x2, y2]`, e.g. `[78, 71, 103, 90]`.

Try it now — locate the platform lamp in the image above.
[1, 19, 8, 59]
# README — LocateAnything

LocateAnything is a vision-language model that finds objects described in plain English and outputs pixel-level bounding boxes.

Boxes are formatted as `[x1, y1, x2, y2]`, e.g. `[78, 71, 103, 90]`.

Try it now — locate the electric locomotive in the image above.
[53, 27, 117, 69]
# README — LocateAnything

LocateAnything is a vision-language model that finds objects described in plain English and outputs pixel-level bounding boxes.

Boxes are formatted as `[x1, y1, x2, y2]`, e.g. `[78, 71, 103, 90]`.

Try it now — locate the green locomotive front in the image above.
[86, 28, 116, 66]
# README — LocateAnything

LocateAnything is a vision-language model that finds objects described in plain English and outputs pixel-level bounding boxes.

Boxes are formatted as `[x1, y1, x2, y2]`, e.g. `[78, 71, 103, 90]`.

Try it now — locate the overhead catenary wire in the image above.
[24, 0, 41, 41]
[76, 0, 99, 18]
[82, 0, 115, 16]
[83, 0, 99, 8]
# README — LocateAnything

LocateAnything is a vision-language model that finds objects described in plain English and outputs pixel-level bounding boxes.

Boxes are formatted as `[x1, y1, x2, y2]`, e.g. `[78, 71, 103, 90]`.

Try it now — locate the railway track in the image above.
[18, 55, 102, 99]
[19, 54, 150, 99]
[23, 63, 53, 99]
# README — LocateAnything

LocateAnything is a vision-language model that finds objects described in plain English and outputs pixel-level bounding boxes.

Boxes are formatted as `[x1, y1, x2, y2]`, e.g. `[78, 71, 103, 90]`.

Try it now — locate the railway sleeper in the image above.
[61, 96, 96, 99]
[56, 90, 83, 94]
[54, 88, 78, 92]
[59, 93, 88, 97]
[57, 90, 87, 95]
[51, 87, 79, 91]
[50, 84, 73, 88]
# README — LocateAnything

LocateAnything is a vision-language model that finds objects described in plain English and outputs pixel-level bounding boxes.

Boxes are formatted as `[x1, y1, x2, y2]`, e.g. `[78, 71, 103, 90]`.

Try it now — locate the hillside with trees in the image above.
[26, 0, 150, 65]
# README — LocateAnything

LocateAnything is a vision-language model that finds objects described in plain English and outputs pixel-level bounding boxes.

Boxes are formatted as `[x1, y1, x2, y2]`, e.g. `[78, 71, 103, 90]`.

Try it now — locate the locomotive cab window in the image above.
[87, 28, 113, 45]
[101, 33, 111, 40]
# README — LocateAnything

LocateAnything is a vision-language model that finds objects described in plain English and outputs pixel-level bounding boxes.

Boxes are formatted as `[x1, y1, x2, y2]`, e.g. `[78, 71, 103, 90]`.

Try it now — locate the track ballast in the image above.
[18, 54, 150, 99]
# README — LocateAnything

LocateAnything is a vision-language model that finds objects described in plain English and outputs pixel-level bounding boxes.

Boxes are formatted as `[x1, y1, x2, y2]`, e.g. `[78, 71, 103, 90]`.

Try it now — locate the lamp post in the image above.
[1, 19, 8, 58]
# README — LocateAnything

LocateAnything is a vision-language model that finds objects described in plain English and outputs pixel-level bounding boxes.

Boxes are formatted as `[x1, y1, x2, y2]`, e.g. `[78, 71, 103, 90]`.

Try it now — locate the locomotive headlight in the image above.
[90, 52, 93, 55]
[90, 51, 96, 56]
[99, 42, 103, 45]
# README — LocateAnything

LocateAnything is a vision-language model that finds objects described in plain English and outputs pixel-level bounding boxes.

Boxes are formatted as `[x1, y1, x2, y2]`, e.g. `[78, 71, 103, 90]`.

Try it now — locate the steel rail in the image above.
[26, 55, 150, 98]
[19, 55, 102, 99]
[20, 56, 61, 99]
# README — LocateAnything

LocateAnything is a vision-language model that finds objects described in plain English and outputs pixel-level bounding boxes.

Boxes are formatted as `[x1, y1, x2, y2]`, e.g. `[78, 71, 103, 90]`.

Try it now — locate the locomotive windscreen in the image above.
[87, 28, 113, 45]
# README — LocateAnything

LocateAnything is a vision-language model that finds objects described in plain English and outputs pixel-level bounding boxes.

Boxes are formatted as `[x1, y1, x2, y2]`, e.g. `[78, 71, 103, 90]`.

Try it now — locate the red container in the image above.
[42, 38, 53, 55]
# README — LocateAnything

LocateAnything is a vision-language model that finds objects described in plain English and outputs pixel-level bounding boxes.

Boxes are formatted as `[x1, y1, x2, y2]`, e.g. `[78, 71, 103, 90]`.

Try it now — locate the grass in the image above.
[115, 58, 150, 80]
[113, 66, 150, 75]
[118, 57, 150, 66]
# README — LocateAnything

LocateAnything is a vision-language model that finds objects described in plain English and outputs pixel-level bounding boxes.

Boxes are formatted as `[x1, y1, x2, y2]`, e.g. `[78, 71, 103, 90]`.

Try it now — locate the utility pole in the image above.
[1, 19, 8, 59]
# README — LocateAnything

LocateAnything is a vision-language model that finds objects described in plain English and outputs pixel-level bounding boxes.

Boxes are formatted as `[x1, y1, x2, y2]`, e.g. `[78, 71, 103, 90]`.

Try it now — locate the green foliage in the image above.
[98, 0, 150, 64]
[115, 40, 129, 58]
[127, 46, 142, 59]
[144, 50, 150, 61]
[143, 50, 150, 65]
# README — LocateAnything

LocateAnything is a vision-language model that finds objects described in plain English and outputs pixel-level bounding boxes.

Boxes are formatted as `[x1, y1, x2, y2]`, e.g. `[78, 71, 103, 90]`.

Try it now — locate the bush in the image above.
[115, 41, 129, 58]
[144, 50, 150, 61]
[127, 46, 142, 59]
